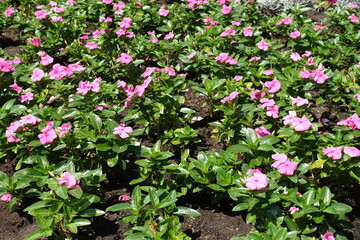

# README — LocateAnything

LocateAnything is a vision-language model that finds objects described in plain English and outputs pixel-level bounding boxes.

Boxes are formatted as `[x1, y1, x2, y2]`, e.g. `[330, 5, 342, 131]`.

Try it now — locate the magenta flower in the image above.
[257, 40, 269, 51]
[337, 113, 360, 129]
[164, 32, 174, 40]
[291, 116, 312, 131]
[348, 3, 357, 9]
[299, 70, 312, 79]
[220, 27, 236, 37]
[344, 147, 360, 157]
[220, 92, 239, 103]
[57, 172, 79, 189]
[35, 10, 48, 19]
[321, 231, 335, 240]
[57, 123, 71, 137]
[349, 13, 359, 23]
[38, 127, 57, 145]
[116, 53, 133, 64]
[250, 89, 265, 99]
[150, 38, 159, 43]
[289, 207, 299, 214]
[312, 69, 328, 84]
[271, 153, 288, 167]
[85, 42, 98, 50]
[165, 67, 176, 76]
[187, 52, 197, 59]
[118, 195, 131, 202]
[264, 79, 281, 93]
[283, 111, 297, 125]
[243, 27, 253, 37]
[266, 105, 279, 118]
[291, 96, 309, 107]
[9, 83, 22, 93]
[158, 6, 169, 16]
[120, 17, 132, 29]
[113, 122, 133, 138]
[260, 98, 275, 108]
[28, 37, 42, 47]
[0, 193, 13, 202]
[49, 64, 73, 80]
[31, 69, 44, 82]
[302, 51, 312, 57]
[245, 172, 268, 190]
[234, 76, 243, 81]
[322, 147, 342, 160]
[276, 159, 298, 175]
[103, 0, 113, 4]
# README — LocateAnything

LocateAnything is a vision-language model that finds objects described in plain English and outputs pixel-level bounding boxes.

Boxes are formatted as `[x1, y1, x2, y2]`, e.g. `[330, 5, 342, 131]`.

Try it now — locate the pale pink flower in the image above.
[299, 70, 312, 78]
[120, 17, 132, 29]
[92, 29, 106, 39]
[69, 61, 86, 71]
[234, 76, 243, 81]
[215, 53, 237, 65]
[57, 172, 79, 189]
[246, 168, 262, 175]
[51, 16, 64, 22]
[49, 1, 57, 6]
[187, 52, 197, 59]
[249, 56, 260, 62]
[302, 51, 312, 57]
[290, 52, 302, 61]
[283, 111, 297, 125]
[348, 3, 357, 9]
[164, 32, 174, 40]
[0, 193, 13, 202]
[243, 27, 253, 37]
[31, 69, 44, 82]
[289, 207, 299, 214]
[220, 92, 239, 103]
[116, 53, 133, 64]
[165, 67, 176, 76]
[57, 123, 71, 137]
[245, 172, 268, 190]
[18, 92, 34, 102]
[276, 159, 298, 175]
[9, 83, 22, 93]
[257, 40, 269, 51]
[11, 58, 21, 64]
[51, 7, 64, 13]
[337, 113, 360, 129]
[49, 64, 73, 80]
[231, 21, 241, 26]
[150, 38, 159, 43]
[266, 105, 279, 118]
[20, 114, 41, 125]
[66, 0, 77, 5]
[38, 128, 57, 145]
[260, 98, 275, 108]
[312, 70, 328, 84]
[35, 10, 48, 19]
[4, 7, 15, 17]
[77, 81, 91, 95]
[354, 93, 360, 102]
[158, 6, 169, 16]
[271, 153, 288, 167]
[306, 57, 315, 66]
[28, 37, 41, 47]
[250, 89, 265, 99]
[254, 126, 271, 138]
[321, 231, 335, 240]
[90, 77, 102, 92]
[0, 58, 16, 72]
[290, 31, 301, 38]
[118, 195, 131, 201]
[113, 122, 133, 138]
[276, 17, 292, 25]
[349, 13, 359, 23]
[221, 5, 231, 14]
[291, 96, 309, 107]
[101, 16, 113, 23]
[262, 69, 274, 75]
[220, 27, 236, 37]
[322, 147, 342, 160]
[264, 79, 281, 93]
[85, 42, 98, 50]
[343, 147, 360, 157]
[292, 116, 312, 131]
[103, 0, 113, 4]
[314, 22, 325, 30]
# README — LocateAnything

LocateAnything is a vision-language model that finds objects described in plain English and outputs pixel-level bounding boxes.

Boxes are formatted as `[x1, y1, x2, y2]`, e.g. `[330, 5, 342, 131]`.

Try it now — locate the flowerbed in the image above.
[0, 0, 360, 239]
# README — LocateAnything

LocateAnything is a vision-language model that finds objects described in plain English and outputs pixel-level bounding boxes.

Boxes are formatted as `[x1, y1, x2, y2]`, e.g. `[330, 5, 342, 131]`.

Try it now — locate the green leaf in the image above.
[257, 144, 274, 151]
[173, 207, 201, 217]
[96, 143, 112, 151]
[319, 187, 331, 206]
[77, 208, 105, 217]
[24, 201, 52, 212]
[284, 216, 299, 231]
[73, 218, 91, 226]
[107, 156, 118, 167]
[233, 203, 249, 211]
[227, 144, 252, 153]
[54, 184, 68, 199]
[23, 229, 52, 240]
[68, 188, 83, 199]
[303, 189, 315, 205]
[310, 159, 326, 169]
[67, 223, 78, 234]
[106, 203, 131, 212]
[242, 128, 258, 146]
[158, 190, 177, 208]
[258, 135, 280, 146]
[68, 100, 86, 107]
[325, 203, 352, 214]
[89, 113, 103, 131]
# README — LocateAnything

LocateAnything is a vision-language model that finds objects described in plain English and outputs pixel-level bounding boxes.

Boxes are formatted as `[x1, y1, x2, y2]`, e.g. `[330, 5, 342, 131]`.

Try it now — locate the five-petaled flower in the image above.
[113, 122, 133, 138]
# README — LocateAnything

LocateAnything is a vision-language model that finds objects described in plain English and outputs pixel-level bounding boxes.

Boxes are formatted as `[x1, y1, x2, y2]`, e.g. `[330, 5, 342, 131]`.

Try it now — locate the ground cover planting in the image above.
[0, 0, 360, 239]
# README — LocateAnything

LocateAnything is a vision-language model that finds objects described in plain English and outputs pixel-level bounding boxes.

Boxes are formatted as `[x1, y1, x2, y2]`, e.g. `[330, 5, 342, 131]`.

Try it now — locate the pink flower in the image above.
[66, 0, 77, 5]
[85, 42, 98, 49]
[35, 10, 48, 19]
[289, 207, 299, 214]
[234, 76, 243, 81]
[260, 98, 275, 108]
[283, 111, 297, 125]
[249, 56, 260, 62]
[0, 58, 16, 72]
[291, 116, 312, 131]
[164, 32, 174, 40]
[257, 40, 269, 51]
[116, 53, 133, 64]
[349, 13, 359, 23]
[291, 96, 309, 107]
[49, 64, 73, 80]
[312, 70, 328, 84]
[348, 3, 357, 9]
[187, 52, 197, 59]
[38, 126, 57, 145]
[299, 70, 312, 79]
[57, 172, 79, 189]
[103, 0, 113, 4]
[314, 22, 325, 31]
[0, 193, 13, 202]
[120, 17, 132, 29]
[28, 37, 42, 47]
[231, 21, 241, 26]
[290, 52, 302, 61]
[20, 114, 41, 125]
[262, 69, 274, 75]
[52, 16, 64, 22]
[220, 27, 236, 37]
[69, 61, 86, 72]
[57, 123, 71, 137]
[220, 92, 239, 103]
[254, 126, 271, 138]
[243, 27, 253, 37]
[250, 89, 265, 99]
[337, 113, 360, 129]
[290, 31, 301, 38]
[150, 38, 159, 43]
[302, 51, 312, 57]
[276, 159, 298, 175]
[246, 168, 262, 175]
[113, 122, 133, 138]
[266, 105, 279, 118]
[245, 172, 268, 190]
[165, 67, 176, 76]
[343, 146, 360, 157]
[18, 92, 34, 102]
[322, 147, 342, 160]
[264, 79, 281, 93]
[221, 5, 232, 14]
[276, 17, 292, 25]
[9, 83, 22, 93]
[31, 69, 45, 82]
[215, 53, 237, 65]
[321, 231, 335, 240]
[4, 7, 15, 17]
[118, 195, 131, 201]
[354, 93, 360, 102]
[158, 6, 169, 16]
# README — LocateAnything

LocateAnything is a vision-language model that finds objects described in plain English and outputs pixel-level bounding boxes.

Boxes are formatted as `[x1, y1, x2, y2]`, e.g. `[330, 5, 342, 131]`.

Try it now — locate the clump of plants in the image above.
[0, 0, 359, 239]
